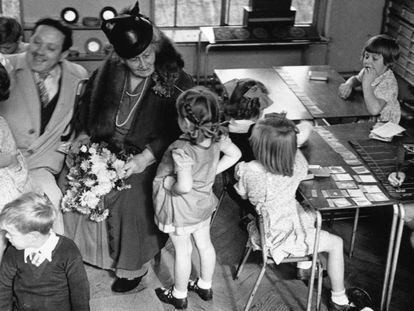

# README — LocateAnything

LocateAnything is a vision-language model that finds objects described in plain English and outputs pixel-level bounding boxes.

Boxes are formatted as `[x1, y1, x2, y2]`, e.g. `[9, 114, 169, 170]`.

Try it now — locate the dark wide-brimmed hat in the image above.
[101, 5, 153, 59]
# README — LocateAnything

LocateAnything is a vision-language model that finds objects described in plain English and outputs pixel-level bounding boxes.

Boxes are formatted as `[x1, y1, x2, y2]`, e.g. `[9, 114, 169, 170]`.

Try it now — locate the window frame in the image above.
[149, 0, 323, 29]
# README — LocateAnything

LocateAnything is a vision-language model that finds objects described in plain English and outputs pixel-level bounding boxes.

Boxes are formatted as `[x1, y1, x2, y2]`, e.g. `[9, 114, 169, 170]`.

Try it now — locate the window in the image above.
[153, 0, 317, 27]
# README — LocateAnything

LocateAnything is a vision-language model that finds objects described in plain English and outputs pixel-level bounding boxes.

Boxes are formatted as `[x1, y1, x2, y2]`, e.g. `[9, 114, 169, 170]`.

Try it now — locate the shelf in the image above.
[24, 23, 101, 31]
[68, 53, 106, 61]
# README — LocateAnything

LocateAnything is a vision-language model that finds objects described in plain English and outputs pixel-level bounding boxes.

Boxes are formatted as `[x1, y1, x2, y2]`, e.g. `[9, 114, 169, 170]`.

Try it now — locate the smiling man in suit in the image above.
[0, 18, 88, 234]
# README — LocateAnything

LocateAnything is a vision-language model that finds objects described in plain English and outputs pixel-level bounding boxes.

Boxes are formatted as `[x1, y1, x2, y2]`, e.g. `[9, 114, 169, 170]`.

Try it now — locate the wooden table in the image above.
[214, 68, 312, 121]
[298, 123, 401, 311]
[273, 65, 370, 120]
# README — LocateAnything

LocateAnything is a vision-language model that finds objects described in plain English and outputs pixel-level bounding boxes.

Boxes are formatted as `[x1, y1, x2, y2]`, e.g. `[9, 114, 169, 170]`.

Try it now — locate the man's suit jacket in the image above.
[0, 52, 88, 174]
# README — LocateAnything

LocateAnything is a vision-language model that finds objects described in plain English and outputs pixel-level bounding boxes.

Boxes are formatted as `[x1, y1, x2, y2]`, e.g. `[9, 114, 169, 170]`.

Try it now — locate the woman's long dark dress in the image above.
[63, 56, 194, 271]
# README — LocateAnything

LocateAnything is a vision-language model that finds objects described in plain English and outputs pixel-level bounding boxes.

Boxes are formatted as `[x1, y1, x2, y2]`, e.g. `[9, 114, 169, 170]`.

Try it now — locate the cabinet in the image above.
[383, 0, 414, 86]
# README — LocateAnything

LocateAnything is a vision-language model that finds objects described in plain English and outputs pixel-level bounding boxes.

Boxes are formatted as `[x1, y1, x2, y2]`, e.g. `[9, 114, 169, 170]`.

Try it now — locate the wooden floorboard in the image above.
[87, 194, 414, 310]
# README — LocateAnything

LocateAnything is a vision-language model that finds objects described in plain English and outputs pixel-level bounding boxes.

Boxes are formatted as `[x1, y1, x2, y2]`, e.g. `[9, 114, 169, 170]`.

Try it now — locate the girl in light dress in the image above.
[153, 86, 241, 309]
[222, 78, 313, 226]
[339, 34, 400, 124]
[0, 56, 32, 263]
[234, 115, 372, 311]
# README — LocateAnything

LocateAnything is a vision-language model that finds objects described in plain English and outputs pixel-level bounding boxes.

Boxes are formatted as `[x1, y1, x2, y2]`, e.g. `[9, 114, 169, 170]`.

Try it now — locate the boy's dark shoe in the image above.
[155, 287, 188, 309]
[111, 272, 146, 293]
[188, 278, 213, 301]
[346, 287, 373, 310]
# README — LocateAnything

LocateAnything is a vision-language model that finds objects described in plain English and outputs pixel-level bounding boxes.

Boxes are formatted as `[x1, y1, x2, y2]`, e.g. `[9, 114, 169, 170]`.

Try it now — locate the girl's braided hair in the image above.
[176, 86, 228, 144]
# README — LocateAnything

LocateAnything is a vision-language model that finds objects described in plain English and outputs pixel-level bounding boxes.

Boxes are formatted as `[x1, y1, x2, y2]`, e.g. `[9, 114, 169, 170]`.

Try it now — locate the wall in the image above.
[22, 0, 149, 24]
[323, 0, 386, 73]
[20, 0, 386, 76]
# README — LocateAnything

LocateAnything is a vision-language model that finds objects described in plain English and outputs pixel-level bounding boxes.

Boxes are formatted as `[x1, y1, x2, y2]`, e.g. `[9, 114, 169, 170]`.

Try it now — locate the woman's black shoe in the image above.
[155, 287, 188, 309]
[111, 271, 147, 293]
[188, 278, 213, 301]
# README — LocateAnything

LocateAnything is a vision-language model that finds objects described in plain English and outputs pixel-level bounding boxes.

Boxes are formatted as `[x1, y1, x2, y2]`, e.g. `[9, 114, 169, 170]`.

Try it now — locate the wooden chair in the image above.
[234, 208, 323, 311]
[211, 171, 230, 225]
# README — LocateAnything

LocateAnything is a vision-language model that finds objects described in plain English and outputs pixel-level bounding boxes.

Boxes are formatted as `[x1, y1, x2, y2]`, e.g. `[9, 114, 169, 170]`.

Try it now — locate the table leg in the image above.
[385, 203, 405, 311]
[349, 207, 360, 258]
[196, 30, 202, 85]
[380, 204, 399, 311]
[204, 44, 212, 86]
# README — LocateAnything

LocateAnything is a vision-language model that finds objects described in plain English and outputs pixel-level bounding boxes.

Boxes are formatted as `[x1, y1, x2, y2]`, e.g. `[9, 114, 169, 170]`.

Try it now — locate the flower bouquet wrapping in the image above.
[61, 141, 130, 222]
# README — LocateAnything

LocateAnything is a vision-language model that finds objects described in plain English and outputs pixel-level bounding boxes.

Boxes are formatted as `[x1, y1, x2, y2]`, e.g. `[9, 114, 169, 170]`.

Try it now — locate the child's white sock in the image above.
[172, 286, 187, 299]
[331, 289, 349, 306]
[297, 261, 312, 269]
[197, 278, 212, 289]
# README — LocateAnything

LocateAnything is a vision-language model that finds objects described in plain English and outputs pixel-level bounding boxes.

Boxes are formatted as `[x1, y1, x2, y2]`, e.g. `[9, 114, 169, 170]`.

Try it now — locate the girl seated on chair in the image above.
[153, 86, 241, 309]
[222, 78, 313, 224]
[234, 114, 372, 311]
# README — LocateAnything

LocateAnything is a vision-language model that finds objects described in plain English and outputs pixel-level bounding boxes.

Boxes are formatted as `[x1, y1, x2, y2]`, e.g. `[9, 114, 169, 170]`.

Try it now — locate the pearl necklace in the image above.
[115, 76, 149, 127]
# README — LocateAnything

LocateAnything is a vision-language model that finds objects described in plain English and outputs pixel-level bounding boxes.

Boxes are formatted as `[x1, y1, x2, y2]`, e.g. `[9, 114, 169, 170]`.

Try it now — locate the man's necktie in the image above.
[36, 73, 49, 107]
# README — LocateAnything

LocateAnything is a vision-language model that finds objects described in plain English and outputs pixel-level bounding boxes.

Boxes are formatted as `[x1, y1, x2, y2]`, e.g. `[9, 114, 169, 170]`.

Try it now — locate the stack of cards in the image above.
[275, 68, 325, 116]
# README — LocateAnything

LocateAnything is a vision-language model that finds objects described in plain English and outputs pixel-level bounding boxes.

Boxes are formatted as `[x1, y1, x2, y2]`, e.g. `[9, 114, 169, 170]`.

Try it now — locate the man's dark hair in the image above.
[33, 18, 73, 52]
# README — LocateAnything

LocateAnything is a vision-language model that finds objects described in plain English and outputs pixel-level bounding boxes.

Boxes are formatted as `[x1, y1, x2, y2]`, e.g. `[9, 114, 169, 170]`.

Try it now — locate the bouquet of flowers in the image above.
[61, 141, 130, 222]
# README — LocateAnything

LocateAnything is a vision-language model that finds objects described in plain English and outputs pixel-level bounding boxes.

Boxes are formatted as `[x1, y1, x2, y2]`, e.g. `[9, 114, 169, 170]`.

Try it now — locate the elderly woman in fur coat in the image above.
[62, 4, 194, 293]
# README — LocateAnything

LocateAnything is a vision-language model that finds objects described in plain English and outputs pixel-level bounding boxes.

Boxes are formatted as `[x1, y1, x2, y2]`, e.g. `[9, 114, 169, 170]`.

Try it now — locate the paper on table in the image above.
[370, 122, 405, 138]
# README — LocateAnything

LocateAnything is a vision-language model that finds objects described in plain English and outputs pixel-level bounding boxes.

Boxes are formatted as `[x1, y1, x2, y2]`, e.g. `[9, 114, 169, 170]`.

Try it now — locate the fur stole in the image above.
[87, 57, 126, 141]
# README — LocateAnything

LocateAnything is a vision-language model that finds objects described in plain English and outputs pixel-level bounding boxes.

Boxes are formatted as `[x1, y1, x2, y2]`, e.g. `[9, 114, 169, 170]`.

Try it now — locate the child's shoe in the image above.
[155, 287, 188, 309]
[188, 278, 213, 301]
[346, 287, 373, 310]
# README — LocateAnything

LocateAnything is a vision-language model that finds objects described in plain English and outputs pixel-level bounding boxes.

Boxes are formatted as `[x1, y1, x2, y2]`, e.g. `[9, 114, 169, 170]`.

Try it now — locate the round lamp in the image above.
[100, 6, 117, 21]
[61, 7, 79, 24]
[85, 38, 102, 54]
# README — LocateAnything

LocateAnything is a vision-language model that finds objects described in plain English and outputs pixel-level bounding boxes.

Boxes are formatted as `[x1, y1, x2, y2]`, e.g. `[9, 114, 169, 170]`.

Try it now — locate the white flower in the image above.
[80, 160, 90, 171]
[80, 191, 100, 209]
[62, 141, 130, 222]
[84, 178, 96, 188]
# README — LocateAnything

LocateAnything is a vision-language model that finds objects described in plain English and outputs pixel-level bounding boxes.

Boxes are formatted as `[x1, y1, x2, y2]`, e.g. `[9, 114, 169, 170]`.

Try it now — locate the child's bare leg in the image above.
[170, 233, 192, 293]
[192, 223, 216, 286]
[318, 232, 345, 292]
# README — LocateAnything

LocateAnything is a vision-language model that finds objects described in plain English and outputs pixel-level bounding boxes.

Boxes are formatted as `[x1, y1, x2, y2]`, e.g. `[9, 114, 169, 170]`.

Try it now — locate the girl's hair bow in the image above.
[243, 85, 273, 109]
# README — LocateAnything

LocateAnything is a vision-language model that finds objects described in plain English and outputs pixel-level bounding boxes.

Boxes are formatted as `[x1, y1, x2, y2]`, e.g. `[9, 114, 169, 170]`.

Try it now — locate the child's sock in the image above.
[197, 278, 212, 289]
[172, 286, 187, 299]
[297, 261, 312, 269]
[331, 289, 349, 306]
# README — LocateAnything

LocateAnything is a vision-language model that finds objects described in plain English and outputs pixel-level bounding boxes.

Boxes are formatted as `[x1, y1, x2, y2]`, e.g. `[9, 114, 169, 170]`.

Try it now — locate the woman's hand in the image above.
[338, 82, 353, 99]
[388, 172, 406, 187]
[123, 148, 156, 178]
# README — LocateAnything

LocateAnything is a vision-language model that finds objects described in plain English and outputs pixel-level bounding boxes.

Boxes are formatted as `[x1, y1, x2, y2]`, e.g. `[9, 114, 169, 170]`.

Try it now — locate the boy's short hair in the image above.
[224, 79, 268, 120]
[0, 62, 10, 100]
[0, 16, 23, 43]
[0, 192, 56, 235]
[363, 34, 400, 66]
[250, 114, 298, 176]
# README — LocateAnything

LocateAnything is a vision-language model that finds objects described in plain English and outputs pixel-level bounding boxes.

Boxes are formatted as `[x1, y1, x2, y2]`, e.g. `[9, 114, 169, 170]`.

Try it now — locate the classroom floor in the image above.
[85, 191, 414, 311]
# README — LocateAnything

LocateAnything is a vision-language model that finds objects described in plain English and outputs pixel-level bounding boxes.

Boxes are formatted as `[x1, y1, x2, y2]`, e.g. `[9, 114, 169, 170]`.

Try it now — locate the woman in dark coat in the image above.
[63, 3, 194, 293]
